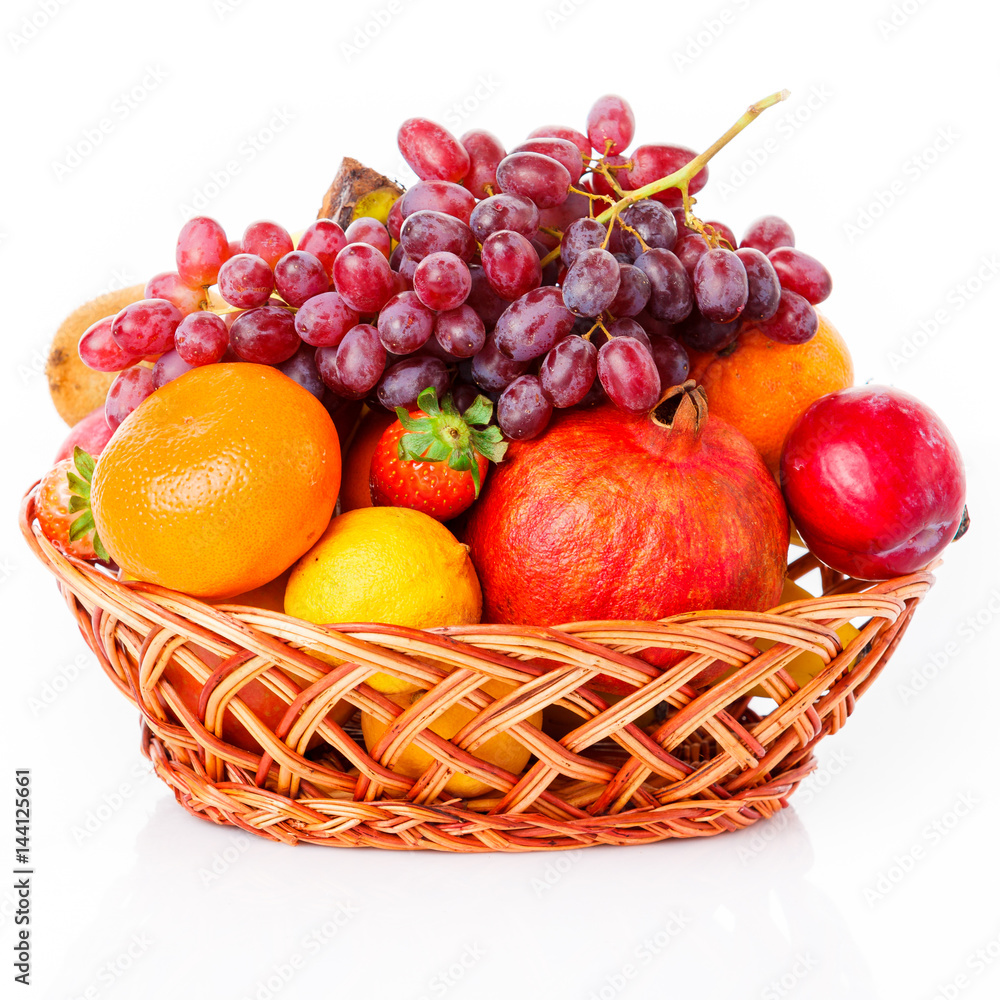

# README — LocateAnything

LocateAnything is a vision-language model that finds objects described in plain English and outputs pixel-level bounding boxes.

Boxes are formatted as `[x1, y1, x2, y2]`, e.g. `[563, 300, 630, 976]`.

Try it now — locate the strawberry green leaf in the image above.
[68, 510, 95, 542]
[92, 533, 110, 564]
[67, 472, 90, 499]
[64, 446, 108, 559]
[73, 446, 96, 480]
[416, 386, 442, 417]
[461, 394, 494, 428]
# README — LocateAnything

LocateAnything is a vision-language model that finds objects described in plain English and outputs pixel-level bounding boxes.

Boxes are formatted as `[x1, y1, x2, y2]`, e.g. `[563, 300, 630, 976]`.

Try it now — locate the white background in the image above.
[3, 0, 999, 997]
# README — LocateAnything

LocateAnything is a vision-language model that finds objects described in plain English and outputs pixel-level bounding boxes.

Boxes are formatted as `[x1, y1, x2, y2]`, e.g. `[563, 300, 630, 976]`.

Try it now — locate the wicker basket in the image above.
[20, 484, 934, 852]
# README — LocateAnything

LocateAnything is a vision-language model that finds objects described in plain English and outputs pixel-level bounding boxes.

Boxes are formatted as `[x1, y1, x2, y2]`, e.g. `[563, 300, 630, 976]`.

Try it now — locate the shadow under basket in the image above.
[21, 485, 935, 852]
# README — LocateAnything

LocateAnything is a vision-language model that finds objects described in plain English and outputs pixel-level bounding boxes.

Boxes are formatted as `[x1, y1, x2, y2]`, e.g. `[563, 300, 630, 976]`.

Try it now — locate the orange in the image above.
[92, 364, 341, 598]
[692, 313, 853, 475]
[338, 407, 395, 512]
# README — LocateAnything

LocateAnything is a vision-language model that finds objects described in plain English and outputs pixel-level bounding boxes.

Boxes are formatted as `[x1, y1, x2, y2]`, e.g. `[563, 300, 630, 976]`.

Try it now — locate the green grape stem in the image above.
[594, 89, 790, 225]
[538, 89, 789, 269]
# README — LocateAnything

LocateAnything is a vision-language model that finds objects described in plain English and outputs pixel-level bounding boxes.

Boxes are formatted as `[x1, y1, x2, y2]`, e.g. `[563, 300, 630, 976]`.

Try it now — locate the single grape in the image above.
[626, 145, 708, 208]
[105, 365, 155, 430]
[497, 375, 553, 440]
[606, 317, 651, 350]
[241, 221, 294, 269]
[768, 247, 833, 304]
[693, 248, 748, 323]
[152, 349, 195, 389]
[144, 272, 206, 315]
[399, 180, 477, 226]
[398, 118, 470, 182]
[586, 94, 635, 155]
[597, 337, 661, 413]
[344, 217, 392, 260]
[110, 298, 182, 355]
[511, 137, 584, 184]
[217, 254, 275, 309]
[376, 356, 451, 410]
[562, 248, 621, 317]
[174, 311, 229, 366]
[495, 151, 571, 209]
[619, 200, 678, 256]
[451, 382, 481, 414]
[470, 331, 530, 392]
[230, 305, 300, 364]
[755, 289, 818, 344]
[296, 219, 347, 275]
[176, 216, 229, 287]
[740, 215, 795, 254]
[387, 198, 404, 241]
[480, 230, 542, 301]
[608, 263, 651, 317]
[633, 249, 694, 323]
[434, 304, 486, 358]
[400, 210, 476, 262]
[274, 344, 324, 399]
[538, 336, 597, 407]
[334, 324, 387, 398]
[294, 291, 359, 347]
[392, 249, 419, 287]
[560, 218, 606, 268]
[412, 252, 471, 311]
[528, 124, 590, 157]
[673, 234, 709, 280]
[274, 250, 330, 307]
[314, 345, 347, 396]
[460, 129, 506, 200]
[377, 291, 435, 354]
[494, 286, 576, 361]
[735, 247, 781, 321]
[332, 243, 397, 313]
[648, 335, 690, 388]
[469, 193, 540, 242]
[466, 264, 511, 329]
[676, 312, 742, 352]
[78, 316, 142, 372]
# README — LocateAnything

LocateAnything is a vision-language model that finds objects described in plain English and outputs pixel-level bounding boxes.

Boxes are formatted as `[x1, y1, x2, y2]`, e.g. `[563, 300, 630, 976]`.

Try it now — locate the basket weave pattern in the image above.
[21, 486, 933, 852]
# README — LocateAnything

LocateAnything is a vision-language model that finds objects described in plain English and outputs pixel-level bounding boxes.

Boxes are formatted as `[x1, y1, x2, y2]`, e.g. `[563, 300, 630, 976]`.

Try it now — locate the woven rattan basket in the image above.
[21, 484, 934, 851]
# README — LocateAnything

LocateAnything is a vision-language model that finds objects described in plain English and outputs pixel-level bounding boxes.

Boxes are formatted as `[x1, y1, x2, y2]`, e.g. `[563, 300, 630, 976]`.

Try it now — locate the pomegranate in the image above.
[463, 382, 789, 692]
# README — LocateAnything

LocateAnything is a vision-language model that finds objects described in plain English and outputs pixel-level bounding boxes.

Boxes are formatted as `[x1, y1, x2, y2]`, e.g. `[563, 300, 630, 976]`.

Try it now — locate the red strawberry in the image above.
[370, 388, 507, 521]
[36, 448, 109, 561]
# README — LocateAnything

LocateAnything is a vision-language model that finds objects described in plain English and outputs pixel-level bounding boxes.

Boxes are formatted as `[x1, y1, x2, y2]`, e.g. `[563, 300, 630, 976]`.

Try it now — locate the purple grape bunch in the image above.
[78, 93, 833, 442]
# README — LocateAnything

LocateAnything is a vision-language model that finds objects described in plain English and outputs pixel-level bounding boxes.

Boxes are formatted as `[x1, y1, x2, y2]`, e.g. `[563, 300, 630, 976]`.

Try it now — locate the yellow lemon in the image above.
[750, 578, 861, 697]
[361, 679, 543, 798]
[284, 507, 482, 693]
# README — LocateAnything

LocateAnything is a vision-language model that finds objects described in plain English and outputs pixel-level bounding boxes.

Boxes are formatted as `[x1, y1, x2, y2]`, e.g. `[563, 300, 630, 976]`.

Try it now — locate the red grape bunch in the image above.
[77, 90, 831, 444]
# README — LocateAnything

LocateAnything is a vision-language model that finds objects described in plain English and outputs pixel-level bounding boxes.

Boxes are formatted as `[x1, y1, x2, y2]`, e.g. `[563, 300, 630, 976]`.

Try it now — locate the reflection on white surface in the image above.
[45, 785, 877, 1000]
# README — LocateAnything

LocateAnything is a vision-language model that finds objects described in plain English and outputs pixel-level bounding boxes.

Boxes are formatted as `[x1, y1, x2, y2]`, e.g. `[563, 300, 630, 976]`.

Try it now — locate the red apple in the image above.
[780, 385, 966, 580]
[53, 406, 115, 463]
